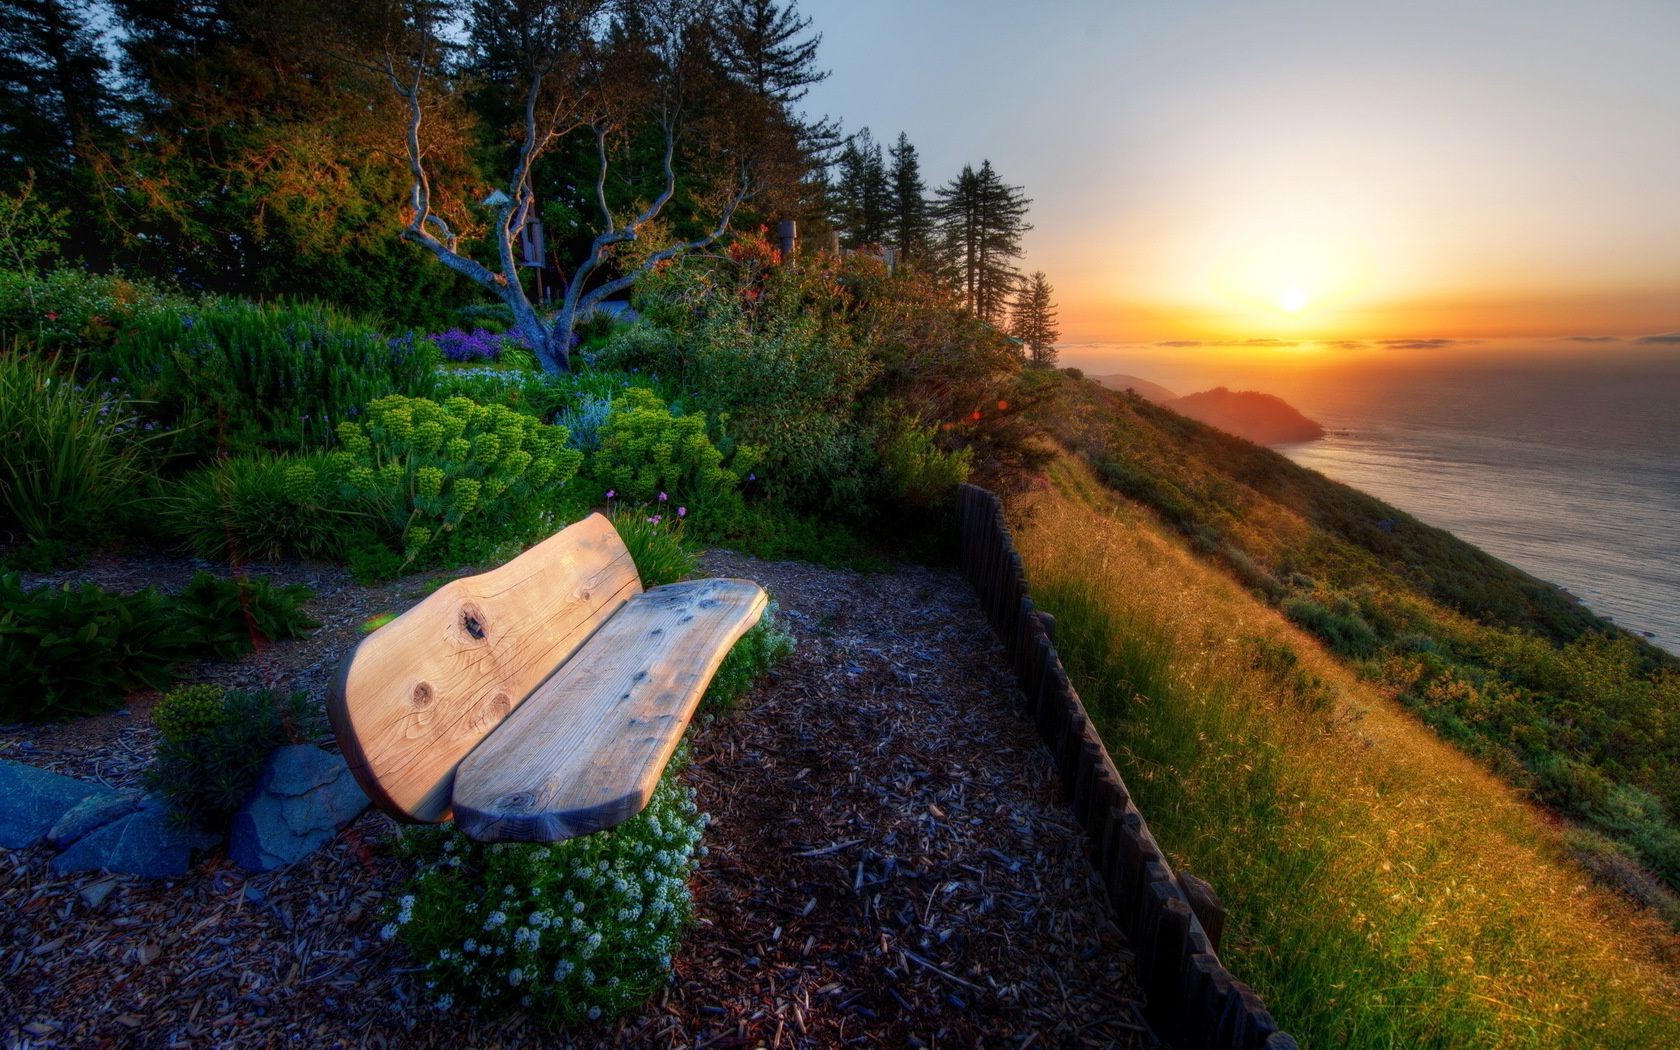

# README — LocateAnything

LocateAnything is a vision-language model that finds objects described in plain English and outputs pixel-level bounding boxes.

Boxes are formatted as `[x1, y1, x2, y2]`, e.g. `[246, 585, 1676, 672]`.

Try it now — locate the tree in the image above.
[1010, 270, 1059, 366]
[388, 0, 751, 373]
[832, 126, 888, 248]
[713, 0, 825, 104]
[887, 131, 930, 264]
[0, 0, 116, 186]
[934, 159, 1031, 324]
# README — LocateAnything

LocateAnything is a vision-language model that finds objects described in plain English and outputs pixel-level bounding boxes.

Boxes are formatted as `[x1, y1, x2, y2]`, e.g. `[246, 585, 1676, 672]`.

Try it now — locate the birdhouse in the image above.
[481, 189, 511, 208]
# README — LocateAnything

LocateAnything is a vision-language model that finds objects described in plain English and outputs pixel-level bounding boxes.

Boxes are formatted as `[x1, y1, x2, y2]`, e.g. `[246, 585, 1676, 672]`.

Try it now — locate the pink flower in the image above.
[648, 515, 662, 525]
[605, 489, 615, 500]
[658, 491, 668, 502]
[677, 506, 686, 518]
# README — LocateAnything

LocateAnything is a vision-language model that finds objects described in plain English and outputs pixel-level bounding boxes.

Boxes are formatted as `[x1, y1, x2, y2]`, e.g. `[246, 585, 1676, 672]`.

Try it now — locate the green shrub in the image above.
[607, 503, 697, 587]
[0, 572, 315, 723]
[432, 367, 571, 423]
[1284, 596, 1381, 659]
[169, 572, 318, 659]
[146, 687, 323, 829]
[151, 683, 228, 744]
[589, 323, 680, 375]
[167, 452, 372, 563]
[0, 267, 192, 359]
[97, 299, 438, 461]
[701, 603, 794, 714]
[331, 395, 583, 575]
[877, 413, 971, 510]
[591, 388, 752, 508]
[689, 499, 887, 572]
[0, 353, 153, 544]
[385, 759, 705, 1025]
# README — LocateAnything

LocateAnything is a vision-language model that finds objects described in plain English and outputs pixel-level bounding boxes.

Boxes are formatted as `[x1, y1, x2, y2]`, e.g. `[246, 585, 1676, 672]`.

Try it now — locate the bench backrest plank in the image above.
[451, 577, 767, 841]
[327, 513, 642, 823]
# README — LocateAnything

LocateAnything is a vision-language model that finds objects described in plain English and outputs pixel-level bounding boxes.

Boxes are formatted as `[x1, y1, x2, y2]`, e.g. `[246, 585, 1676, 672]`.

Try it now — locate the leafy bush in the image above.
[0, 353, 153, 544]
[385, 760, 706, 1026]
[96, 299, 438, 461]
[589, 323, 680, 375]
[607, 502, 696, 587]
[331, 395, 583, 574]
[591, 388, 752, 508]
[150, 683, 226, 744]
[432, 367, 571, 423]
[167, 452, 372, 563]
[877, 413, 971, 510]
[146, 687, 323, 829]
[1284, 596, 1381, 659]
[0, 267, 192, 359]
[700, 603, 794, 714]
[0, 572, 315, 723]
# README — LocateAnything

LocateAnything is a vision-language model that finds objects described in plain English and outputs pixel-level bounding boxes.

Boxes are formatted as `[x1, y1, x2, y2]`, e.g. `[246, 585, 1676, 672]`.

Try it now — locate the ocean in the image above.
[1069, 346, 1680, 654]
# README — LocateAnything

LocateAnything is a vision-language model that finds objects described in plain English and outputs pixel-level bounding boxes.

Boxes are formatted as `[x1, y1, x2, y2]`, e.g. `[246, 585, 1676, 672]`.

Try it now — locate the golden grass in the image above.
[1013, 455, 1680, 1047]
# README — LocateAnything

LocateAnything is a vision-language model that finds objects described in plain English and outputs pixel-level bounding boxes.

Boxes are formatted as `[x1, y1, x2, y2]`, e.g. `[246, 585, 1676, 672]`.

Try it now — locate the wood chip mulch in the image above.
[1, 547, 1144, 1048]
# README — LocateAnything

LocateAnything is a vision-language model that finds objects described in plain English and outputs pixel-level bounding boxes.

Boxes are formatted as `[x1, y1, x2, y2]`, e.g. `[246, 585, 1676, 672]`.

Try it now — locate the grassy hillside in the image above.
[1015, 457, 1680, 1046]
[1002, 369, 1680, 894]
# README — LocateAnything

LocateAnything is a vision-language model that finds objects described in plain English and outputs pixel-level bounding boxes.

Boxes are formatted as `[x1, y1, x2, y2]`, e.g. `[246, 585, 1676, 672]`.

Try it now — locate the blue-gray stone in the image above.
[0, 759, 113, 849]
[50, 797, 219, 879]
[47, 788, 145, 849]
[228, 746, 368, 872]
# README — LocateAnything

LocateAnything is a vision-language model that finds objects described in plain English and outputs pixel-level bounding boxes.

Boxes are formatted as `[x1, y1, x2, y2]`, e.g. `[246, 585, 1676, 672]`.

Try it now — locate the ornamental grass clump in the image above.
[331, 394, 583, 573]
[385, 762, 706, 1026]
[606, 496, 696, 586]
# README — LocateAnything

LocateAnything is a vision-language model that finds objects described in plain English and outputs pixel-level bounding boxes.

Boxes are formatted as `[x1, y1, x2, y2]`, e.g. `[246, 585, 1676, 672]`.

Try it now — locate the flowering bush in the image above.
[591, 388, 755, 508]
[330, 395, 583, 573]
[606, 497, 696, 586]
[429, 327, 529, 364]
[385, 760, 706, 1026]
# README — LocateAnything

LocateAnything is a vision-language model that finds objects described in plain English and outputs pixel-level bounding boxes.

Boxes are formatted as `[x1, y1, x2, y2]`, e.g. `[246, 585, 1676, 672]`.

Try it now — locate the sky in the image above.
[793, 0, 1680, 377]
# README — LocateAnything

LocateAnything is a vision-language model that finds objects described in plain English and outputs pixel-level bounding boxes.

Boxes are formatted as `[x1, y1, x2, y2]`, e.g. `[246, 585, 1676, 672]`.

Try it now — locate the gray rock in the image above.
[0, 760, 113, 849]
[50, 796, 219, 879]
[228, 746, 368, 872]
[47, 788, 145, 849]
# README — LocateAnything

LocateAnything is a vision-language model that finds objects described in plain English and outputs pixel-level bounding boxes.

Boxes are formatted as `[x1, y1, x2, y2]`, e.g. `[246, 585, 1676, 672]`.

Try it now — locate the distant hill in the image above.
[1165, 387, 1325, 445]
[1091, 373, 1179, 404]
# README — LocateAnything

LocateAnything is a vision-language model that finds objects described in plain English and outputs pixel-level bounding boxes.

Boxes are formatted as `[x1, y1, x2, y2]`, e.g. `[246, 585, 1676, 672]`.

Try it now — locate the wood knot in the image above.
[411, 682, 434, 709]
[494, 792, 536, 812]
[489, 692, 512, 718]
[460, 603, 488, 640]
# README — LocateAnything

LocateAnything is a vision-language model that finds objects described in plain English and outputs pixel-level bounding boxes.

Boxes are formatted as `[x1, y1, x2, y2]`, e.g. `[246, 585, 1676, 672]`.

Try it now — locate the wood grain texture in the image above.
[326, 513, 642, 823]
[451, 577, 768, 842]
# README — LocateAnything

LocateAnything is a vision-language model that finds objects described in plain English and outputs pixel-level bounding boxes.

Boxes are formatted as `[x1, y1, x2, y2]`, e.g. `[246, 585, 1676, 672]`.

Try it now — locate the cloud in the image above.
[1323, 340, 1367, 351]
[1242, 338, 1299, 347]
[1155, 339, 1203, 347]
[1376, 338, 1465, 351]
[1636, 332, 1680, 345]
[1564, 335, 1619, 343]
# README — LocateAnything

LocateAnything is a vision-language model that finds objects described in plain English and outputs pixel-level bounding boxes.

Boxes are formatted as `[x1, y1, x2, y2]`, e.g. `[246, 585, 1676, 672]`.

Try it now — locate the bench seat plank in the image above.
[327, 514, 643, 824]
[451, 577, 768, 842]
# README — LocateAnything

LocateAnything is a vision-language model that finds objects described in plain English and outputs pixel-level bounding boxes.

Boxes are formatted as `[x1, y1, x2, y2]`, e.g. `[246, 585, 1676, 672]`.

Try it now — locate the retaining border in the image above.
[958, 484, 1296, 1050]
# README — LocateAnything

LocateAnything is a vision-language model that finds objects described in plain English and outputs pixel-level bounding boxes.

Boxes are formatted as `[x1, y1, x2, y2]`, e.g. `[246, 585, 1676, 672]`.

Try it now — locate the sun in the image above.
[1277, 287, 1311, 314]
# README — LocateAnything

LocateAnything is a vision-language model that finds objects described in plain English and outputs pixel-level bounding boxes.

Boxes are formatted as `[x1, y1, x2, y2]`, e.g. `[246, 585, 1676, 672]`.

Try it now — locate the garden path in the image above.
[0, 548, 1144, 1047]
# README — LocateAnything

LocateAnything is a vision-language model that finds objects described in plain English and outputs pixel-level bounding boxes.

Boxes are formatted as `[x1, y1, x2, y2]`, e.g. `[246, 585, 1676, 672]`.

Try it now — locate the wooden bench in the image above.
[326, 513, 766, 842]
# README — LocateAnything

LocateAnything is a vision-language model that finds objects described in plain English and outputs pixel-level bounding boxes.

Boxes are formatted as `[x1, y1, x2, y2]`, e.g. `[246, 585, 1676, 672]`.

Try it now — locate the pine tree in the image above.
[833, 126, 889, 248]
[0, 0, 117, 185]
[1010, 271, 1060, 366]
[887, 131, 931, 264]
[714, 0, 827, 104]
[934, 159, 1031, 323]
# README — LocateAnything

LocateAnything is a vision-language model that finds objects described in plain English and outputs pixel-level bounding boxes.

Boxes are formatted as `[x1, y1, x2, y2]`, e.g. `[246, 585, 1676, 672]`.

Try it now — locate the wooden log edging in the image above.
[956, 484, 1296, 1050]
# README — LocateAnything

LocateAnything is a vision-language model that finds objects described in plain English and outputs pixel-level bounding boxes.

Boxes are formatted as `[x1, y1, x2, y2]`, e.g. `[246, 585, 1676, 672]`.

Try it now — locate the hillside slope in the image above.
[1164, 386, 1325, 445]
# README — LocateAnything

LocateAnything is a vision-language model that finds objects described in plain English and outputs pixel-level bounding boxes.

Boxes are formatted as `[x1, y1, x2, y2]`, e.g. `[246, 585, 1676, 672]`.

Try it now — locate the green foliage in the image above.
[0, 175, 67, 274]
[877, 413, 971, 510]
[0, 267, 192, 359]
[97, 299, 438, 461]
[146, 688, 323, 830]
[0, 572, 314, 723]
[167, 452, 372, 563]
[151, 683, 228, 745]
[591, 388, 750, 508]
[700, 603, 794, 714]
[385, 761, 705, 1026]
[607, 504, 697, 587]
[0, 352, 153, 544]
[169, 572, 318, 660]
[432, 367, 570, 423]
[331, 395, 583, 575]
[1244, 635, 1336, 713]
[688, 498, 887, 572]
[1284, 596, 1381, 660]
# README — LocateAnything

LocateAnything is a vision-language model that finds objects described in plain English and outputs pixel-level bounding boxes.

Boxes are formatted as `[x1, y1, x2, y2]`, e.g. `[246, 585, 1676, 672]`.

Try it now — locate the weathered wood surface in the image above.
[451, 577, 767, 842]
[327, 513, 642, 823]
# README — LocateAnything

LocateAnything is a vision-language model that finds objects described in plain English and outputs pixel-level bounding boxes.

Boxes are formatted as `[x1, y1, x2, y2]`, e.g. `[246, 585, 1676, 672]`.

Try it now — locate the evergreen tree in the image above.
[714, 0, 826, 104]
[934, 159, 1031, 323]
[833, 126, 889, 248]
[1010, 270, 1060, 366]
[887, 130, 930, 264]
